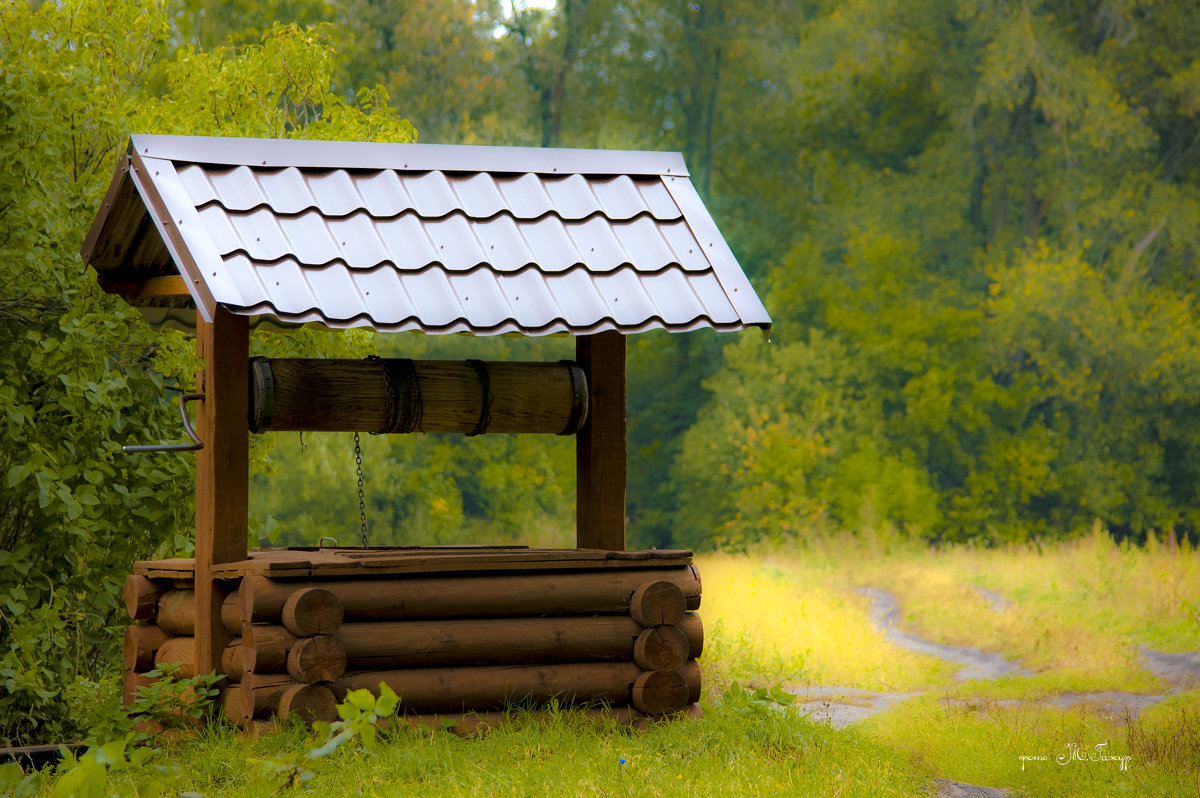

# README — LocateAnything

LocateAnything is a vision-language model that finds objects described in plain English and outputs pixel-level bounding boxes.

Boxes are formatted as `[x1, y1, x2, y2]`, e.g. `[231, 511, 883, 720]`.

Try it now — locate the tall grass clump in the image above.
[1127, 697, 1200, 793]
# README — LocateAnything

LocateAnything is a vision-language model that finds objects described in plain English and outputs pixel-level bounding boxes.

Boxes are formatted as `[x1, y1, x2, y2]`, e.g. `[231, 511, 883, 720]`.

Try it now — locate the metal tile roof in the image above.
[82, 134, 771, 336]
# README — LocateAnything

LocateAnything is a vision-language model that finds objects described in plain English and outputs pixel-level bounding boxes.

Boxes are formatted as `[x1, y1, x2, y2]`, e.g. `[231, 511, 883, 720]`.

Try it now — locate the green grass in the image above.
[21, 530, 1200, 797]
[865, 691, 1200, 798]
[120, 708, 926, 797]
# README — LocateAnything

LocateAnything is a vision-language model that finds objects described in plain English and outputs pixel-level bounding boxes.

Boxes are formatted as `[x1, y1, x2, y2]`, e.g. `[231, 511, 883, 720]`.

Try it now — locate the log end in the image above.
[281, 587, 344, 637]
[632, 625, 689, 671]
[680, 612, 704, 659]
[630, 581, 686, 627]
[220, 685, 247, 728]
[278, 683, 339, 725]
[631, 669, 689, 716]
[124, 575, 168, 621]
[155, 589, 197, 636]
[153, 636, 197, 679]
[286, 635, 347, 684]
[122, 670, 158, 707]
[124, 624, 171, 672]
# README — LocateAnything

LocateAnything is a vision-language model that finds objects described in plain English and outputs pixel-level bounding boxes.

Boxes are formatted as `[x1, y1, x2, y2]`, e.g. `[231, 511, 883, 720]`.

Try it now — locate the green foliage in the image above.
[0, 0, 413, 743]
[677, 0, 1200, 546]
[131, 663, 222, 731]
[65, 672, 134, 747]
[0, 762, 42, 798]
[255, 684, 399, 792]
[711, 681, 797, 715]
[52, 734, 188, 798]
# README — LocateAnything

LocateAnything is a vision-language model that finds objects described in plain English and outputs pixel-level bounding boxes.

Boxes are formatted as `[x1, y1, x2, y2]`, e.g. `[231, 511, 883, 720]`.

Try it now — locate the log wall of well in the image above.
[123, 558, 704, 728]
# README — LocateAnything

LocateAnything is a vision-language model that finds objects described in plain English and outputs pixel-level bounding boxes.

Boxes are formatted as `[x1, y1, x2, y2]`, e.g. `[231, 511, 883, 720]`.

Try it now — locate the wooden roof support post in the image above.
[194, 307, 250, 676]
[576, 331, 626, 551]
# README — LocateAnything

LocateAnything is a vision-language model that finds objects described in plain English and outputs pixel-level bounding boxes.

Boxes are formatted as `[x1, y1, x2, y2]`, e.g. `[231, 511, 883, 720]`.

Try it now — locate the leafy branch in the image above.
[255, 684, 399, 793]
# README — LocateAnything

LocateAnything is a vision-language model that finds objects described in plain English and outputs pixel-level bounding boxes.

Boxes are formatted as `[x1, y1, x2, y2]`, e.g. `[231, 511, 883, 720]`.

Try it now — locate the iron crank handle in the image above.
[122, 393, 205, 453]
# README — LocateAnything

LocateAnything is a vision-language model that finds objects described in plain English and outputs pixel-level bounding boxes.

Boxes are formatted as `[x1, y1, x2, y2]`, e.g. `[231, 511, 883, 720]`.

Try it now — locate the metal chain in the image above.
[355, 431, 369, 549]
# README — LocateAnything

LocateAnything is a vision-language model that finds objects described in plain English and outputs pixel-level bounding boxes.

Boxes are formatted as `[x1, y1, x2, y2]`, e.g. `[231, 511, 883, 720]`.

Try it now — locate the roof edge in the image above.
[137, 305, 771, 336]
[128, 135, 690, 177]
[80, 154, 133, 264]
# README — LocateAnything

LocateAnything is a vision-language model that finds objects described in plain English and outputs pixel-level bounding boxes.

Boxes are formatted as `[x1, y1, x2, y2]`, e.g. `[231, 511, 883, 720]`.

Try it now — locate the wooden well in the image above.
[124, 546, 703, 727]
[83, 135, 772, 729]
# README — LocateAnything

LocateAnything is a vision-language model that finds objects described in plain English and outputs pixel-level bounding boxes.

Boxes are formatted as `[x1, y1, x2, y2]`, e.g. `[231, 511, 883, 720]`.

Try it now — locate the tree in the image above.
[679, 0, 1200, 545]
[0, 0, 412, 743]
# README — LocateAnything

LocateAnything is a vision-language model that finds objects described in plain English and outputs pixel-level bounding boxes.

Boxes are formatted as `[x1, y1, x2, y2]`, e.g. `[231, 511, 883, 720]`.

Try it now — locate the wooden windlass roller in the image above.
[250, 358, 589, 436]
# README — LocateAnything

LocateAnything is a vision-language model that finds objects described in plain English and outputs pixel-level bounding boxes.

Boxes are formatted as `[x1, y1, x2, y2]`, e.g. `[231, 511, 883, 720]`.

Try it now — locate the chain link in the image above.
[355, 431, 368, 549]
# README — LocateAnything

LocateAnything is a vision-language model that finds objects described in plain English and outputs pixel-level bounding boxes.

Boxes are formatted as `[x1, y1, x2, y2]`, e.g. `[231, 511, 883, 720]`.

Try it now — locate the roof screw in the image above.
[155, 171, 159, 176]
[143, 147, 148, 153]
[275, 281, 280, 286]
[256, 237, 261, 242]
[262, 160, 266, 165]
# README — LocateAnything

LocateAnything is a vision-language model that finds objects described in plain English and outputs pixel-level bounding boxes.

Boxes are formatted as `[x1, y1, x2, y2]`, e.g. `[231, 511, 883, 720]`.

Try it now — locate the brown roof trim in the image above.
[129, 134, 690, 178]
[79, 155, 133, 264]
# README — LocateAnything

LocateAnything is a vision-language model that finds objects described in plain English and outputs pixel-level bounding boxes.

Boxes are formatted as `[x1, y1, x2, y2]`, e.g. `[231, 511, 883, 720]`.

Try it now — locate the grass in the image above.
[21, 528, 1200, 796]
[130, 708, 926, 797]
[697, 552, 957, 691]
[695, 527, 1200, 797]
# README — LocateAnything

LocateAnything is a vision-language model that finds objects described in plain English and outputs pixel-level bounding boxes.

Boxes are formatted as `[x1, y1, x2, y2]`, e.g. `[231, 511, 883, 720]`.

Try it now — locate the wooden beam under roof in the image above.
[137, 274, 190, 299]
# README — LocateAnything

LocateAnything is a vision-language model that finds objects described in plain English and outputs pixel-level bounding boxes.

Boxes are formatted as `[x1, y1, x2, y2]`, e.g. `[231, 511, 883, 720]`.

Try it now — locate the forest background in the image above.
[2, 0, 1200, 743]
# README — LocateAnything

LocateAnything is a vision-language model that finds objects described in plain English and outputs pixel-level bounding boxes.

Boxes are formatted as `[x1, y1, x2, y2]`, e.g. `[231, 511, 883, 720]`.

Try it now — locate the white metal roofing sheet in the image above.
[86, 134, 771, 335]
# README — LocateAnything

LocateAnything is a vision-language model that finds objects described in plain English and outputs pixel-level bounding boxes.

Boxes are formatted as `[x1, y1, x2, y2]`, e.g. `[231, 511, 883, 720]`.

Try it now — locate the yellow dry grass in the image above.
[696, 552, 955, 693]
[699, 525, 1200, 696]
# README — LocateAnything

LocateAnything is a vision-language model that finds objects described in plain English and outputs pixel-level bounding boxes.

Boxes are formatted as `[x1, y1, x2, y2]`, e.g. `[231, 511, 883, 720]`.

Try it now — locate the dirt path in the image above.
[782, 585, 1200, 798]
[934, 779, 1011, 798]
[971, 586, 1011, 612]
[788, 685, 918, 730]
[789, 586, 1198, 728]
[1138, 644, 1200, 688]
[856, 587, 1030, 680]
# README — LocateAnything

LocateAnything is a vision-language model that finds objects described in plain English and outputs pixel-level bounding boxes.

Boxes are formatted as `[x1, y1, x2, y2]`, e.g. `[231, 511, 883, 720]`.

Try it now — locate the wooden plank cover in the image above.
[134, 547, 693, 579]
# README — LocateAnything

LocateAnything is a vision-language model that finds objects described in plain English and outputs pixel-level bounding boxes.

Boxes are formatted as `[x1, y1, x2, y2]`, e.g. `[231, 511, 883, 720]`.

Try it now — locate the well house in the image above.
[82, 134, 771, 732]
